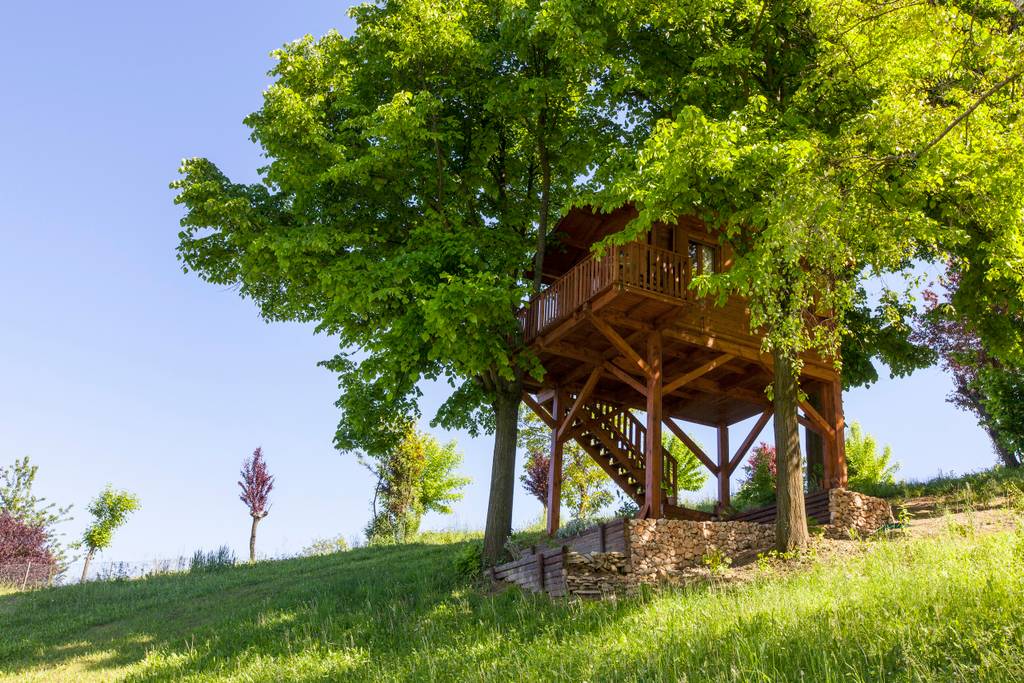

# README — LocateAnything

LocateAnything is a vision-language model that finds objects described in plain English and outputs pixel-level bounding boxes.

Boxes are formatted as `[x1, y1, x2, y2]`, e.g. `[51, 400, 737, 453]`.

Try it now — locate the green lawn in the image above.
[2, 527, 1023, 682]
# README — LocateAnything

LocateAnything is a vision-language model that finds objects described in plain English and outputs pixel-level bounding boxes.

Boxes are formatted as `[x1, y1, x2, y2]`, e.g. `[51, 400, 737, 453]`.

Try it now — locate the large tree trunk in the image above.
[773, 347, 809, 552]
[80, 548, 95, 583]
[483, 381, 522, 565]
[249, 515, 260, 563]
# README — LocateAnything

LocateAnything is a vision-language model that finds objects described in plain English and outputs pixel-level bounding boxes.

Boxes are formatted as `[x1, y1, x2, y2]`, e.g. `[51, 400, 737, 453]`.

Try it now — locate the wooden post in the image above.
[717, 425, 730, 511]
[547, 399, 564, 535]
[805, 387, 825, 491]
[645, 332, 664, 518]
[547, 391, 564, 536]
[831, 380, 848, 488]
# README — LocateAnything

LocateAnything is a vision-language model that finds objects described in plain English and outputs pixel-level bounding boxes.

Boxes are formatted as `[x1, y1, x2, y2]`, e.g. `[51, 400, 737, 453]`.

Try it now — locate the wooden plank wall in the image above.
[491, 519, 629, 597]
[730, 490, 831, 526]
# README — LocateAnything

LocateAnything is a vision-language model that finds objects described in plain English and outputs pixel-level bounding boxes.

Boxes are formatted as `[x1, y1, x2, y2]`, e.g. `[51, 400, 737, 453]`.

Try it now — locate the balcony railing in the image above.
[519, 242, 690, 343]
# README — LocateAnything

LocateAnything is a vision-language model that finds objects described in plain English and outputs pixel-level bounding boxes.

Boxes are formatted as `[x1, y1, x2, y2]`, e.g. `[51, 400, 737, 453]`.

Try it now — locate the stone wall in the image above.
[627, 519, 775, 582]
[829, 488, 893, 535]
[555, 489, 894, 597]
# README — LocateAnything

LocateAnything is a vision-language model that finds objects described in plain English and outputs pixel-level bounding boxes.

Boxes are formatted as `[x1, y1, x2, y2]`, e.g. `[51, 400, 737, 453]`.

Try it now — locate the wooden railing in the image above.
[519, 242, 689, 343]
[585, 401, 678, 498]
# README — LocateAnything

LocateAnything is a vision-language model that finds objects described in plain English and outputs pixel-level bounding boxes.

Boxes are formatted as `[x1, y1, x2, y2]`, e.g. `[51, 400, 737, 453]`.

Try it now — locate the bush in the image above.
[846, 423, 899, 492]
[453, 541, 484, 579]
[301, 535, 350, 557]
[614, 500, 639, 519]
[189, 546, 236, 573]
[0, 512, 55, 566]
[732, 443, 777, 510]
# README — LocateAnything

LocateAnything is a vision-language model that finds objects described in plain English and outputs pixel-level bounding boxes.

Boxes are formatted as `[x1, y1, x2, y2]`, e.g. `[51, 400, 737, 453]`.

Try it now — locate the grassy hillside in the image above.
[3, 521, 1024, 682]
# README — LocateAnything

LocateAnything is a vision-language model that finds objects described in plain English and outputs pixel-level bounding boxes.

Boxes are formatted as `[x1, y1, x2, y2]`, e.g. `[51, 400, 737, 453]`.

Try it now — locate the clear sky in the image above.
[0, 1, 997, 571]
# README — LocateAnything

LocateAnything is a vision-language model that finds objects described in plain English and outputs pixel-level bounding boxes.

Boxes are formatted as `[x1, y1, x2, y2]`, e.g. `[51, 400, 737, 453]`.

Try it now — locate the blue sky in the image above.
[0, 1, 996, 569]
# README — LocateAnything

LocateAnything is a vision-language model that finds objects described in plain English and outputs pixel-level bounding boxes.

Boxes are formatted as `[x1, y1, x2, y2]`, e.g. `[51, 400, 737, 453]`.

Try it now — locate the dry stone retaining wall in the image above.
[828, 488, 894, 536]
[540, 489, 894, 597]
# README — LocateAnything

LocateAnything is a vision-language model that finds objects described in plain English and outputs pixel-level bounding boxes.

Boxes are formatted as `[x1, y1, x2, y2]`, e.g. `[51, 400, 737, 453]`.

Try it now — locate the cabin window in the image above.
[688, 240, 719, 275]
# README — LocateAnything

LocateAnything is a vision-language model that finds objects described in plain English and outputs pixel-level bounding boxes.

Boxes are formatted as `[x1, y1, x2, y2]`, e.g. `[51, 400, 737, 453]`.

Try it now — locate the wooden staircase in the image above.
[565, 400, 712, 521]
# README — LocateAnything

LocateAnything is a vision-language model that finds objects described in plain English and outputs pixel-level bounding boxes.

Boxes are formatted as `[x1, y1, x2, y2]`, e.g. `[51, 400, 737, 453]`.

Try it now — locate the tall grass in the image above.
[2, 526, 1023, 681]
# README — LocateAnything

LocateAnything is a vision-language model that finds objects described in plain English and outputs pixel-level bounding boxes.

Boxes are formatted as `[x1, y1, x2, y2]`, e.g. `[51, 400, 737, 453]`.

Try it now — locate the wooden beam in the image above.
[662, 417, 718, 475]
[728, 409, 773, 475]
[540, 342, 605, 366]
[547, 392, 564, 536]
[603, 361, 647, 397]
[663, 353, 735, 395]
[535, 389, 555, 405]
[588, 312, 651, 377]
[522, 393, 555, 429]
[645, 332, 664, 517]
[556, 368, 603, 443]
[830, 379, 848, 488]
[800, 400, 835, 439]
[595, 313, 839, 382]
[717, 425, 730, 511]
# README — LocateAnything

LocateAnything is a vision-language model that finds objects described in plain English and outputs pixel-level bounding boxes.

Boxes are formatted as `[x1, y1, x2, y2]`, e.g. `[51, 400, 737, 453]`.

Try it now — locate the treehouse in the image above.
[519, 205, 848, 534]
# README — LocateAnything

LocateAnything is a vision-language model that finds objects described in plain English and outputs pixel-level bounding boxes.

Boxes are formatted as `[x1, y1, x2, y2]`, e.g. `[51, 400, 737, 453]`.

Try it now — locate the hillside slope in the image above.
[2, 517, 1023, 681]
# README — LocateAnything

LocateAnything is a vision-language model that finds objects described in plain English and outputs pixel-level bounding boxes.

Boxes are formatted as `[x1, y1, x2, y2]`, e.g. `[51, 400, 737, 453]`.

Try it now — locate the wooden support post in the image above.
[831, 380, 848, 488]
[717, 425, 730, 512]
[805, 387, 825, 491]
[645, 332, 664, 518]
[547, 391, 564, 536]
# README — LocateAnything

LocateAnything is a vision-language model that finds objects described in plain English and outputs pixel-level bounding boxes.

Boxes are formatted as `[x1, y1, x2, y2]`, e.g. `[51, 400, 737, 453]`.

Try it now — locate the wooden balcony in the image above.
[519, 242, 689, 344]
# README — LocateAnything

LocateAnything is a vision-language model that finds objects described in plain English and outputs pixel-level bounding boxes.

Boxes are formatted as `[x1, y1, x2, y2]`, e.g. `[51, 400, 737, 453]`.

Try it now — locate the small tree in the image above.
[0, 457, 72, 567]
[663, 436, 709, 495]
[79, 486, 140, 582]
[0, 513, 54, 565]
[238, 447, 274, 563]
[362, 426, 470, 544]
[562, 448, 614, 521]
[914, 270, 1024, 468]
[732, 444, 778, 511]
[520, 451, 550, 513]
[845, 423, 899, 491]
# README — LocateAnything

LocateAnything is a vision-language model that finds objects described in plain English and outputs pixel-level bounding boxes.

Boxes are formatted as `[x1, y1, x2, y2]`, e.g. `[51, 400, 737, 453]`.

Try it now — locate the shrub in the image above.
[614, 500, 639, 519]
[453, 541, 484, 578]
[0, 512, 54, 566]
[189, 546, 236, 573]
[702, 545, 732, 577]
[301, 535, 350, 557]
[846, 423, 899, 492]
[732, 443, 777, 510]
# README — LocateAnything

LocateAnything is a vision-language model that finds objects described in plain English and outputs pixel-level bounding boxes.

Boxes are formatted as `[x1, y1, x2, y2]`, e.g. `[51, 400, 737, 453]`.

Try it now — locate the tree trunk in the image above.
[80, 548, 95, 583]
[249, 515, 260, 563]
[483, 381, 522, 565]
[773, 346, 809, 552]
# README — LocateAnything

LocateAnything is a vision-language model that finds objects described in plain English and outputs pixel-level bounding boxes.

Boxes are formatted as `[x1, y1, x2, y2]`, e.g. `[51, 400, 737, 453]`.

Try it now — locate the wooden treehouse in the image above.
[520, 206, 848, 534]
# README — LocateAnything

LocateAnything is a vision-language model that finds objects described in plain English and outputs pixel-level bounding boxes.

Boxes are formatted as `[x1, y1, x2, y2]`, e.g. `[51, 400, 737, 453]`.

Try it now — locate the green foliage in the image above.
[732, 444, 777, 511]
[172, 0, 622, 452]
[561, 447, 614, 521]
[362, 426, 470, 544]
[4, 529, 1024, 680]
[301, 536, 350, 557]
[845, 423, 900, 492]
[518, 410, 615, 521]
[452, 541, 484, 579]
[79, 487, 140, 554]
[663, 435, 708, 493]
[702, 546, 732, 577]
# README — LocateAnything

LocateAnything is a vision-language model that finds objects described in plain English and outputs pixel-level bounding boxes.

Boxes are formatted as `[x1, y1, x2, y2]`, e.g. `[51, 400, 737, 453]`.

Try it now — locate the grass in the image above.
[854, 465, 1024, 503]
[2, 523, 1024, 681]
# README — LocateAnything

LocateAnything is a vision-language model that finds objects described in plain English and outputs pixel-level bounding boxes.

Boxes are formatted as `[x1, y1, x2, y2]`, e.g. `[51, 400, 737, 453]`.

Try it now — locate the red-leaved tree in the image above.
[520, 452, 550, 513]
[0, 512, 55, 586]
[238, 447, 274, 563]
[913, 269, 1023, 468]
